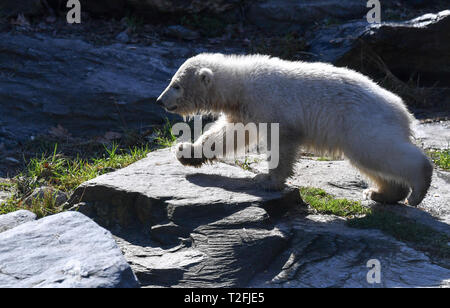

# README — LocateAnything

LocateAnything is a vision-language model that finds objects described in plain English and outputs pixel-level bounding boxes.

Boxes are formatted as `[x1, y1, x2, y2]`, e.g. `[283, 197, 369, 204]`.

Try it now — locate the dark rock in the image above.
[247, 0, 367, 33]
[0, 210, 36, 233]
[0, 32, 231, 144]
[309, 10, 450, 87]
[127, 0, 242, 15]
[46, 0, 240, 18]
[0, 211, 139, 288]
[165, 25, 200, 41]
[1, 0, 44, 18]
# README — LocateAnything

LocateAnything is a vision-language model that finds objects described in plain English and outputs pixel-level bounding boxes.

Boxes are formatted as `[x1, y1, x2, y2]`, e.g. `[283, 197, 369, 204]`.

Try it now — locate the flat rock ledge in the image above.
[0, 211, 139, 288]
[67, 148, 450, 288]
[68, 148, 301, 287]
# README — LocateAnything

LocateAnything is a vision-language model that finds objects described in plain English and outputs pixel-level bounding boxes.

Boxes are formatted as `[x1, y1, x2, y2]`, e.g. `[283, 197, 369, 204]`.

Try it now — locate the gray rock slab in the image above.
[0, 32, 179, 143]
[67, 148, 302, 287]
[251, 215, 450, 288]
[413, 121, 450, 150]
[0, 32, 239, 147]
[0, 210, 36, 233]
[0, 211, 139, 288]
[67, 146, 450, 287]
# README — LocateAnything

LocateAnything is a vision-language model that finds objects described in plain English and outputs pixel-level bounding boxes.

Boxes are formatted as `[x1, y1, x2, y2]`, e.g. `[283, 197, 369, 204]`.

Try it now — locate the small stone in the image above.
[165, 25, 200, 40]
[116, 30, 130, 43]
[0, 210, 36, 233]
[22, 186, 68, 207]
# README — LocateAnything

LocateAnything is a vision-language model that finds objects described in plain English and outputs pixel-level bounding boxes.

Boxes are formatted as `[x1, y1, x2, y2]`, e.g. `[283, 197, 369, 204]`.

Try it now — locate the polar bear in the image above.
[156, 53, 433, 206]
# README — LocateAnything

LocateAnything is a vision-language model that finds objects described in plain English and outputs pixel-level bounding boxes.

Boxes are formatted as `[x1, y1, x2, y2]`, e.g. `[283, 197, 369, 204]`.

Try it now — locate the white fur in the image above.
[157, 53, 433, 206]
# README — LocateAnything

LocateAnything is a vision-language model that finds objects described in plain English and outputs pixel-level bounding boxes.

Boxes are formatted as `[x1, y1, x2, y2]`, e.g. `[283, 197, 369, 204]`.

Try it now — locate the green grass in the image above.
[348, 211, 450, 260]
[0, 118, 179, 218]
[300, 187, 371, 218]
[0, 143, 152, 217]
[25, 143, 151, 191]
[300, 186, 450, 262]
[153, 118, 177, 148]
[0, 182, 13, 191]
[124, 14, 144, 32]
[316, 157, 331, 161]
[427, 148, 450, 170]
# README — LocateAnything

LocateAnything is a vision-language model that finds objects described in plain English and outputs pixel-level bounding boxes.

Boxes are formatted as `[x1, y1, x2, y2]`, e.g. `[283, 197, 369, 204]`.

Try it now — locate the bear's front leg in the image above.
[254, 134, 301, 191]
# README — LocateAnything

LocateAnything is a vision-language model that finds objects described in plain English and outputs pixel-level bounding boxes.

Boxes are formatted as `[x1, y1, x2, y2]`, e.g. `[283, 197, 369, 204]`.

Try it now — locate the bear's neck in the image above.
[209, 63, 247, 119]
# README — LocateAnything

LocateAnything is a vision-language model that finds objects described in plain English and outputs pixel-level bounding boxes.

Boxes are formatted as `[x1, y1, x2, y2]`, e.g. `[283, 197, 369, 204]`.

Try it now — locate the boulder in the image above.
[250, 214, 450, 288]
[0, 211, 139, 288]
[67, 148, 300, 287]
[0, 32, 240, 148]
[0, 32, 178, 143]
[246, 0, 368, 33]
[67, 147, 450, 287]
[309, 10, 450, 87]
[0, 210, 36, 233]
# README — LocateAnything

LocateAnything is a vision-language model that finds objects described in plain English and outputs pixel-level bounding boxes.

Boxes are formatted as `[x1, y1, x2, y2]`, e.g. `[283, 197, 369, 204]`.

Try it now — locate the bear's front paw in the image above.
[175, 142, 205, 168]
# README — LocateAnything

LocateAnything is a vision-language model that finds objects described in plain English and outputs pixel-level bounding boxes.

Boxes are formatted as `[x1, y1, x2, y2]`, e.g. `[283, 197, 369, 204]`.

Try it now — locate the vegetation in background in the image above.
[235, 156, 261, 172]
[0, 119, 177, 217]
[180, 14, 226, 37]
[153, 118, 177, 148]
[427, 148, 450, 170]
[316, 157, 331, 161]
[124, 14, 144, 32]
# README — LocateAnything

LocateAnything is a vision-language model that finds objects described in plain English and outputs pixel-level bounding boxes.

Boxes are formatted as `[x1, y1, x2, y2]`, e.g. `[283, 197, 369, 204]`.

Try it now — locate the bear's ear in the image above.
[198, 68, 213, 87]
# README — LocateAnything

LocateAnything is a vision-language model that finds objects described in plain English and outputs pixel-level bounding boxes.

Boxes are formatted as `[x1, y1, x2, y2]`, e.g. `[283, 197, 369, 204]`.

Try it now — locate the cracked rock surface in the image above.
[68, 147, 450, 287]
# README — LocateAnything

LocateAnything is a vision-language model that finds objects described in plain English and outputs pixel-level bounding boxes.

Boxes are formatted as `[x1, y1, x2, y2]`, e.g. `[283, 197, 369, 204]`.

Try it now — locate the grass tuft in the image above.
[427, 148, 450, 170]
[1, 143, 152, 217]
[154, 118, 177, 148]
[300, 186, 371, 218]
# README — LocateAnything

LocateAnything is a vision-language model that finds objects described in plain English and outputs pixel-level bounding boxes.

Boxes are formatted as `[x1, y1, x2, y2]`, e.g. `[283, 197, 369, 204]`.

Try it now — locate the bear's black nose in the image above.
[156, 98, 164, 106]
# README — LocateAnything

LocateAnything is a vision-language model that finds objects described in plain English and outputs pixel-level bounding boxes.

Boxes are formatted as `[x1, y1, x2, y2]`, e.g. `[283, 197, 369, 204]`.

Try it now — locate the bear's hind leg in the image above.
[363, 175, 410, 204]
[405, 151, 433, 206]
[347, 139, 432, 206]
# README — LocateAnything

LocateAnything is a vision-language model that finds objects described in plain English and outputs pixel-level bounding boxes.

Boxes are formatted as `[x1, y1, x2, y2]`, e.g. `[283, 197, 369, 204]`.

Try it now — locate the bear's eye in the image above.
[173, 84, 181, 90]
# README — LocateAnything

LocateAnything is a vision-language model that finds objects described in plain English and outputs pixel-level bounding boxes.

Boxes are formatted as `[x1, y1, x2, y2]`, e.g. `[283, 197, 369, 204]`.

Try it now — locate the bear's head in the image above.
[156, 58, 214, 116]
